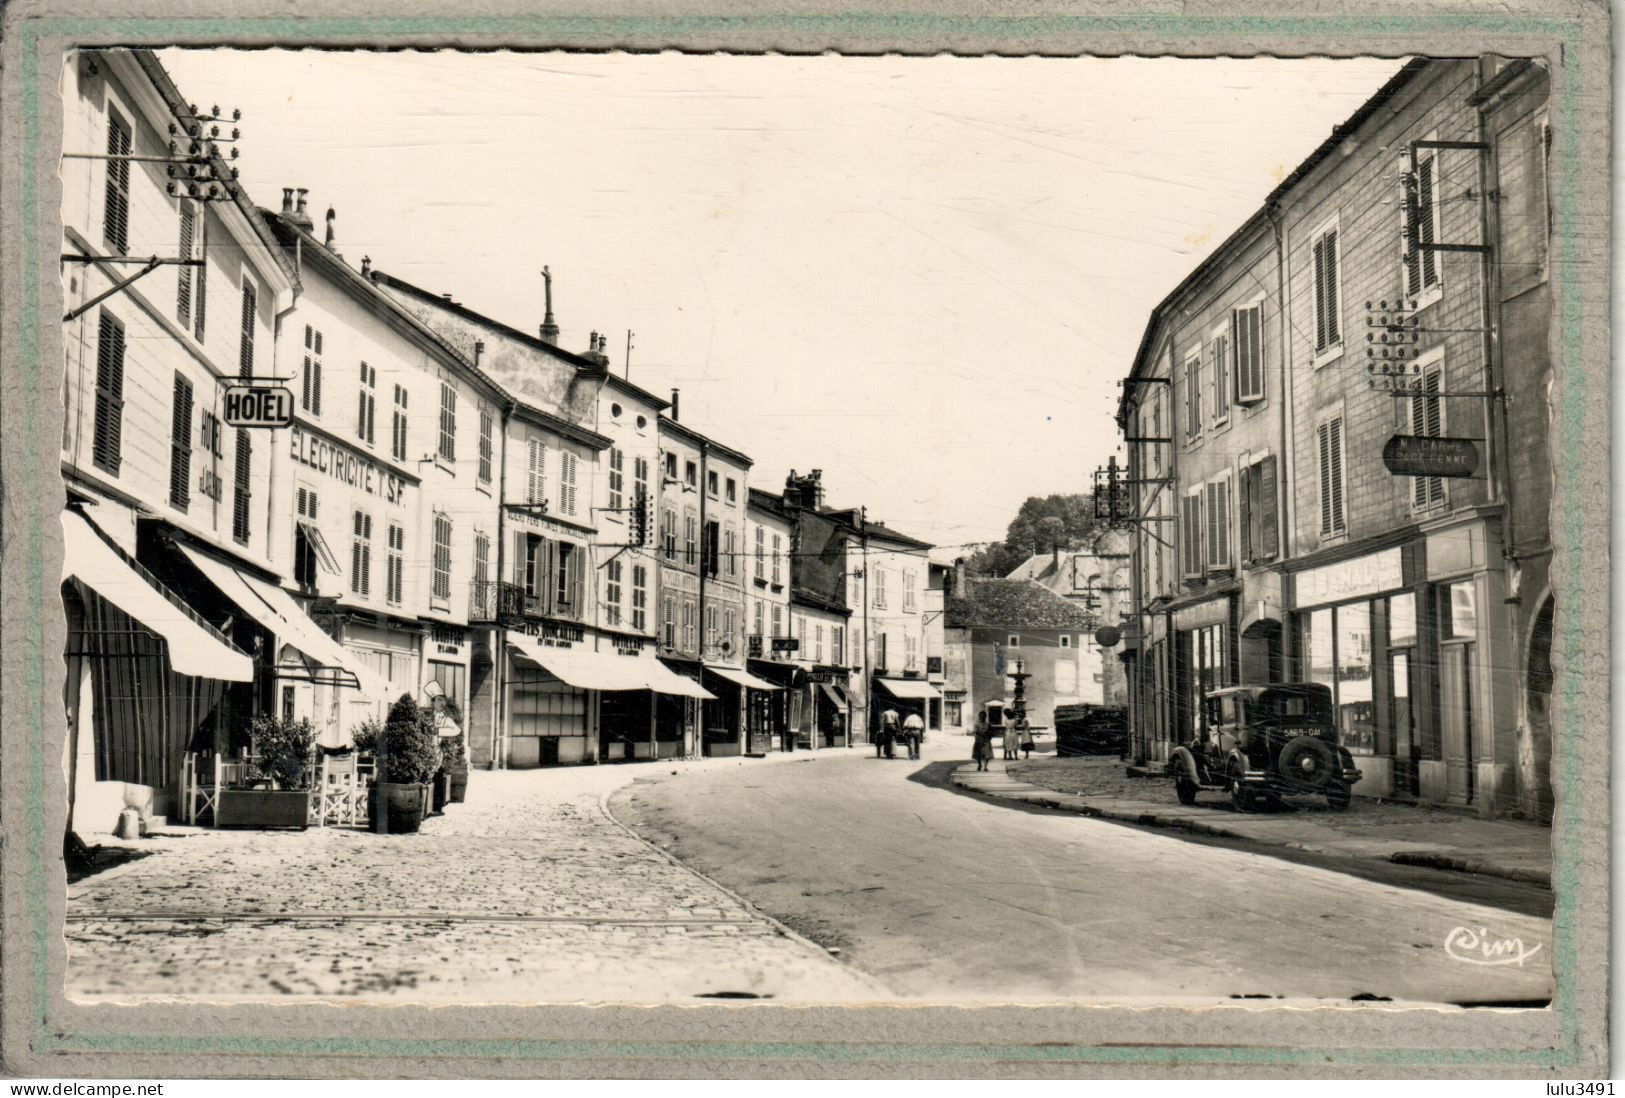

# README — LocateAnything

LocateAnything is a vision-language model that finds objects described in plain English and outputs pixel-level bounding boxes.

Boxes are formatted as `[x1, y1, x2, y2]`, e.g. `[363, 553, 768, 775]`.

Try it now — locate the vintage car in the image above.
[1168, 683, 1361, 811]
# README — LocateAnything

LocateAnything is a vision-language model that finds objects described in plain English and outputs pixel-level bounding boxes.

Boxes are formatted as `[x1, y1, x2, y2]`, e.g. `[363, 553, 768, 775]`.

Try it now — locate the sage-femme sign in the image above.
[1382, 435, 1480, 479]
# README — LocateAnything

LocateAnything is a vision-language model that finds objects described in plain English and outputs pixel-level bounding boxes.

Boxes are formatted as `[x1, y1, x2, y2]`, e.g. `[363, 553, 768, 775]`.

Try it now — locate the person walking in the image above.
[971, 709, 996, 772]
[878, 707, 900, 759]
[902, 711, 925, 760]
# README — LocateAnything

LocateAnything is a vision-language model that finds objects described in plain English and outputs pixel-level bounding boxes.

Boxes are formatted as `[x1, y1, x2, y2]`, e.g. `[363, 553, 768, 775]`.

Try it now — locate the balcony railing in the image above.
[468, 580, 528, 625]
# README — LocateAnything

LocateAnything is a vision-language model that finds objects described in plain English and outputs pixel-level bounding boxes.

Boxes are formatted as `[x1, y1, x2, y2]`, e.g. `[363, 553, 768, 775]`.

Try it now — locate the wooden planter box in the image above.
[369, 782, 429, 834]
[216, 788, 310, 830]
[447, 768, 469, 804]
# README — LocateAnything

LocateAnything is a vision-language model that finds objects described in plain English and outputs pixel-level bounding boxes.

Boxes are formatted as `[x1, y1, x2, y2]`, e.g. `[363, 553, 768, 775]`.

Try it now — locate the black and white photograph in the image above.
[14, 7, 1610, 1077]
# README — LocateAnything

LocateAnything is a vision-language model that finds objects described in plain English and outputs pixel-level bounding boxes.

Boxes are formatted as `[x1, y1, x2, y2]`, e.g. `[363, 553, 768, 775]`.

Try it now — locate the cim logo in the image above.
[1443, 925, 1544, 967]
[223, 384, 295, 429]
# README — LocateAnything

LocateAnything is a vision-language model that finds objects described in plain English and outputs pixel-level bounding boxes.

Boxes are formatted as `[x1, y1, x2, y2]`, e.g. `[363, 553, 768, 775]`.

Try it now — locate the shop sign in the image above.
[519, 621, 585, 646]
[224, 384, 295, 429]
[1382, 435, 1480, 479]
[435, 643, 460, 655]
[612, 636, 646, 656]
[747, 634, 764, 658]
[1296, 547, 1403, 608]
[772, 638, 799, 653]
[926, 656, 943, 675]
[290, 427, 408, 505]
[808, 670, 843, 684]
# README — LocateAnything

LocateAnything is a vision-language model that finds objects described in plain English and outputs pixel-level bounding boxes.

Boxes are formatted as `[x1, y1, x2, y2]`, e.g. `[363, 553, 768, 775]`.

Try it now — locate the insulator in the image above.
[230, 147, 240, 160]
[232, 108, 241, 121]
[231, 128, 240, 140]
[168, 122, 178, 136]
[210, 125, 219, 138]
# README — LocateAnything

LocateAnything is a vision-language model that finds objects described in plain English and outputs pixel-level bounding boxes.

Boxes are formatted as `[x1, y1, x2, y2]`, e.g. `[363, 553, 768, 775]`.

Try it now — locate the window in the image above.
[906, 633, 918, 671]
[1239, 454, 1280, 564]
[903, 570, 917, 611]
[1184, 350, 1202, 438]
[876, 633, 889, 670]
[702, 520, 720, 577]
[556, 542, 578, 610]
[472, 530, 489, 603]
[527, 438, 546, 505]
[231, 429, 252, 544]
[772, 605, 783, 639]
[606, 559, 623, 627]
[177, 202, 197, 329]
[559, 450, 578, 515]
[1311, 222, 1342, 355]
[1298, 602, 1377, 755]
[1403, 145, 1442, 298]
[814, 624, 824, 663]
[294, 488, 319, 588]
[754, 525, 766, 580]
[685, 460, 697, 488]
[631, 565, 648, 631]
[724, 527, 737, 577]
[238, 279, 257, 378]
[1204, 477, 1232, 571]
[724, 608, 736, 653]
[726, 478, 737, 504]
[357, 362, 377, 445]
[350, 510, 373, 597]
[1411, 360, 1446, 509]
[633, 458, 650, 534]
[682, 600, 696, 652]
[664, 451, 677, 480]
[1317, 416, 1346, 536]
[685, 514, 697, 565]
[753, 600, 765, 637]
[833, 626, 844, 663]
[663, 596, 676, 648]
[302, 326, 324, 415]
[1232, 300, 1265, 403]
[432, 513, 452, 602]
[1060, 635, 1072, 649]
[661, 508, 677, 559]
[389, 524, 406, 605]
[1007, 635, 1021, 648]
[705, 604, 718, 652]
[168, 373, 192, 510]
[608, 448, 624, 511]
[92, 310, 125, 475]
[390, 384, 407, 460]
[1181, 490, 1204, 579]
[478, 408, 494, 484]
[771, 534, 783, 585]
[707, 470, 719, 497]
[103, 110, 131, 253]
[437, 382, 457, 463]
[874, 568, 887, 609]
[1210, 326, 1230, 425]
[523, 535, 544, 600]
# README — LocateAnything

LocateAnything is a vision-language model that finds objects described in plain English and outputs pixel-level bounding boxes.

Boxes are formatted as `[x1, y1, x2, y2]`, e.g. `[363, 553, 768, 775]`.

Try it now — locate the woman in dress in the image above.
[1002, 713, 1021, 760]
[971, 710, 996, 771]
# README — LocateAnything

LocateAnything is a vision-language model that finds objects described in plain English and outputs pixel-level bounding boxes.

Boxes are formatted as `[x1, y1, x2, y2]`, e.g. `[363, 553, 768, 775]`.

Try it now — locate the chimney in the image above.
[360, 255, 372, 277]
[782, 469, 823, 511]
[539, 266, 560, 345]
[782, 470, 801, 511]
[280, 188, 294, 216]
[291, 188, 313, 231]
[1052, 541, 1060, 569]
[670, 389, 680, 421]
[323, 206, 339, 254]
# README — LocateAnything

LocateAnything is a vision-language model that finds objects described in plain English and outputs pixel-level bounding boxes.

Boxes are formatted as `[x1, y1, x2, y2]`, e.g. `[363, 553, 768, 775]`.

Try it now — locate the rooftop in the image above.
[945, 578, 1099, 631]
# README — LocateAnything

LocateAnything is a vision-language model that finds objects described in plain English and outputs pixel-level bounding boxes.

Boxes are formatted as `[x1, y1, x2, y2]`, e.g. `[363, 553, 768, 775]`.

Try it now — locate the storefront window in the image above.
[1444, 580, 1477, 640]
[1335, 603, 1375, 754]
[1306, 608, 1335, 697]
[1390, 591, 1417, 648]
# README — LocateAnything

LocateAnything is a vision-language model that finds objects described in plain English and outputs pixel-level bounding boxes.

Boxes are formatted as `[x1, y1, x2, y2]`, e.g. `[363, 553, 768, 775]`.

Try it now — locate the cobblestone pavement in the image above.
[66, 754, 885, 1004]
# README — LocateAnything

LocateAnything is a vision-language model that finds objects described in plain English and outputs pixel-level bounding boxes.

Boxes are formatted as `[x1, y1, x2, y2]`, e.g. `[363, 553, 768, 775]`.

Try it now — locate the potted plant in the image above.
[368, 695, 441, 834]
[216, 715, 314, 829]
[443, 731, 469, 804]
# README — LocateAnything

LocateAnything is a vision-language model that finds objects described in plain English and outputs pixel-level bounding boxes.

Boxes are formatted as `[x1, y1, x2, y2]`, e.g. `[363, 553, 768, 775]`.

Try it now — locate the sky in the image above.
[157, 49, 1405, 551]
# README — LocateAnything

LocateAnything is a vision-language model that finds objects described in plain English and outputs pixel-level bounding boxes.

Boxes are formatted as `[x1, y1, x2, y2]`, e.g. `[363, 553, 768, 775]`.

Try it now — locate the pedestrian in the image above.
[1002, 711, 1021, 760]
[971, 711, 995, 772]
[878, 707, 900, 759]
[902, 711, 925, 759]
[1018, 716, 1035, 760]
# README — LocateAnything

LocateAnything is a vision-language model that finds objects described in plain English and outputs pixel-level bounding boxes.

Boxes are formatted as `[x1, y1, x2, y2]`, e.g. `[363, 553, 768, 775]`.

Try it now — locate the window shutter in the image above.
[193, 217, 208, 341]
[1418, 157, 1437, 287]
[1318, 421, 1333, 534]
[1259, 455, 1279, 558]
[169, 374, 192, 509]
[528, 438, 544, 503]
[93, 311, 125, 475]
[232, 429, 252, 544]
[103, 114, 131, 254]
[513, 530, 528, 586]
[543, 539, 559, 616]
[1328, 418, 1345, 532]
[1403, 157, 1421, 296]
[1239, 464, 1254, 564]
[238, 281, 257, 378]
[177, 205, 194, 328]
[1323, 231, 1340, 346]
[570, 543, 584, 615]
[312, 337, 323, 416]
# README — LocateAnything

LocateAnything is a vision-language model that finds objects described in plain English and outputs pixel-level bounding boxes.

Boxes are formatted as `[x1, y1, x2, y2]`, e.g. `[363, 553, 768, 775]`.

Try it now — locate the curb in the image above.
[595, 780, 894, 1000]
[949, 764, 1552, 890]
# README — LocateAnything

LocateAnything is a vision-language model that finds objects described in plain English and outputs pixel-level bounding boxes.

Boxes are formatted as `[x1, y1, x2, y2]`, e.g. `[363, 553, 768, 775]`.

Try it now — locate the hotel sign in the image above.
[224, 384, 294, 429]
[290, 427, 408, 505]
[1382, 435, 1480, 479]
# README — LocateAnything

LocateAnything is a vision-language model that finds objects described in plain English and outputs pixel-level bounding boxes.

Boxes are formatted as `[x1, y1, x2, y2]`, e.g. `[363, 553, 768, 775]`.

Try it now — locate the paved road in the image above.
[67, 757, 880, 1004]
[611, 738, 1555, 1005]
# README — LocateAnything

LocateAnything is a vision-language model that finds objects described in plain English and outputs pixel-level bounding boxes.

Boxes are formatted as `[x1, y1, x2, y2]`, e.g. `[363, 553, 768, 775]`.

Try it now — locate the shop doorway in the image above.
[1440, 643, 1475, 805]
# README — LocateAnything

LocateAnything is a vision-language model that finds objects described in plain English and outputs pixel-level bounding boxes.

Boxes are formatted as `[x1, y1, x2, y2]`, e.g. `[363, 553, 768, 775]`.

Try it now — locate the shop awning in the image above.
[705, 663, 782, 692]
[817, 683, 849, 711]
[62, 511, 254, 682]
[176, 543, 386, 698]
[511, 636, 718, 700]
[874, 676, 941, 701]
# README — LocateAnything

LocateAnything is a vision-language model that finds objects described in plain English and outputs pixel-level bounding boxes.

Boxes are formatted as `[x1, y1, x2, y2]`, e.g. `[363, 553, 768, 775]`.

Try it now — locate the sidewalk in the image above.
[66, 748, 884, 1003]
[951, 756, 1552, 888]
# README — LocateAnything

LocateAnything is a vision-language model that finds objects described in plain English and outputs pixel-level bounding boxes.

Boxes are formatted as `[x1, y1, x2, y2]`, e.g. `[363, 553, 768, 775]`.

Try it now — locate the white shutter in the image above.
[527, 438, 545, 504]
[1318, 421, 1334, 534]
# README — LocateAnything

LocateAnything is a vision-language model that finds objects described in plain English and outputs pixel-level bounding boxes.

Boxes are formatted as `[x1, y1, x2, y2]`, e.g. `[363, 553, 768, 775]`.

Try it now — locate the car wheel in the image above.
[1325, 784, 1352, 811]
[1175, 776, 1198, 805]
[1228, 767, 1253, 813]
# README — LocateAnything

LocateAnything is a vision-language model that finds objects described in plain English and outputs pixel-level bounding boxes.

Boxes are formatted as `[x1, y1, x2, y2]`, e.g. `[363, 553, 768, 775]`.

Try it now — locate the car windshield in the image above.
[1254, 688, 1334, 725]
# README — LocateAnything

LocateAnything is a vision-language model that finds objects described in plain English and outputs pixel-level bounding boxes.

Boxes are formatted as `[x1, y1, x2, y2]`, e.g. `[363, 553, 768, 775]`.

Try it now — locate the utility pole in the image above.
[625, 330, 635, 380]
[697, 440, 709, 760]
[859, 506, 869, 749]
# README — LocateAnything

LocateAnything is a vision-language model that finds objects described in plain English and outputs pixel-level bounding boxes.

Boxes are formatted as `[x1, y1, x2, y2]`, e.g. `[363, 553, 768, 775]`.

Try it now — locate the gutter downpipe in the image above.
[492, 398, 515, 769]
[1270, 199, 1295, 679]
[697, 439, 709, 760]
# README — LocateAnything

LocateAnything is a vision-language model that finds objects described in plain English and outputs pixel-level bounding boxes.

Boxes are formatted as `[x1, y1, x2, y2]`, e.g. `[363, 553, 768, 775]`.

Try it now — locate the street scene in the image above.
[58, 48, 1557, 1008]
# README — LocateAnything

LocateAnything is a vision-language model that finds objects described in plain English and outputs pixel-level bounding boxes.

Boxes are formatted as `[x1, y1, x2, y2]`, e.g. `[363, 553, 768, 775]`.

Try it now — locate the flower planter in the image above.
[369, 781, 429, 834]
[447, 767, 469, 804]
[216, 788, 310, 830]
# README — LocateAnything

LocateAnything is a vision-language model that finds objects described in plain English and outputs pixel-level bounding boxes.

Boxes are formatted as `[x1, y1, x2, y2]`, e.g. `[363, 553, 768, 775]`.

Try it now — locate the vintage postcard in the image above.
[0, 0, 1609, 1080]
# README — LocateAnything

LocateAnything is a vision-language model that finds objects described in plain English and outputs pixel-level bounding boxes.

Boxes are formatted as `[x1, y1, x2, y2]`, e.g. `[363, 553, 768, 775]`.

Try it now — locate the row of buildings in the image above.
[1114, 56, 1555, 820]
[59, 48, 1126, 835]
